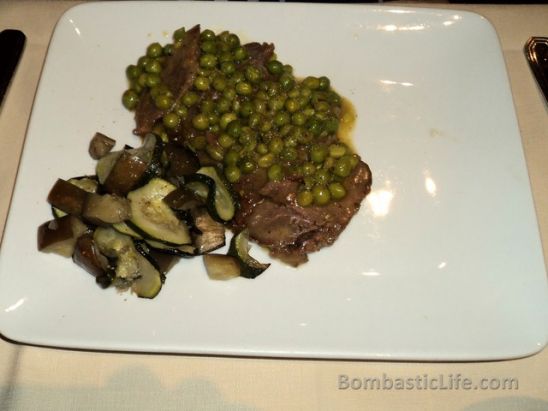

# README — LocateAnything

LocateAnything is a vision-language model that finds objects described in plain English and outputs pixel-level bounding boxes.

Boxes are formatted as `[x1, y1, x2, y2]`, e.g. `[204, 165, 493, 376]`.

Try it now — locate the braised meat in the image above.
[232, 161, 372, 266]
[134, 25, 201, 136]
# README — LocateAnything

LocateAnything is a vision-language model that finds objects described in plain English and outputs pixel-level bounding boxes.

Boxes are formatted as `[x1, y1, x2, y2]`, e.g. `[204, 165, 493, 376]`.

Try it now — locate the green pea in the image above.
[297, 190, 314, 207]
[175, 104, 188, 118]
[307, 118, 322, 136]
[329, 143, 347, 158]
[268, 164, 283, 182]
[199, 54, 217, 70]
[280, 147, 298, 162]
[349, 154, 360, 169]
[173, 27, 186, 41]
[216, 98, 231, 113]
[218, 31, 230, 43]
[280, 74, 295, 91]
[245, 66, 262, 83]
[219, 51, 233, 63]
[194, 76, 210, 91]
[268, 137, 284, 155]
[256, 90, 268, 101]
[248, 113, 262, 130]
[266, 60, 283, 75]
[227, 34, 240, 49]
[226, 120, 242, 138]
[122, 90, 139, 110]
[238, 129, 255, 146]
[333, 156, 352, 178]
[201, 99, 215, 113]
[323, 156, 335, 170]
[232, 99, 241, 113]
[224, 149, 240, 166]
[295, 128, 313, 144]
[206, 143, 224, 162]
[126, 64, 140, 80]
[318, 76, 331, 91]
[312, 185, 331, 206]
[302, 162, 316, 176]
[223, 87, 236, 101]
[288, 88, 300, 99]
[280, 124, 293, 137]
[283, 64, 293, 74]
[137, 56, 151, 69]
[274, 112, 290, 127]
[224, 165, 241, 183]
[285, 98, 299, 113]
[324, 117, 339, 133]
[254, 99, 267, 114]
[220, 113, 238, 130]
[145, 59, 162, 74]
[218, 41, 231, 54]
[137, 73, 148, 88]
[241, 159, 256, 174]
[259, 119, 273, 133]
[256, 143, 269, 155]
[236, 102, 251, 118]
[192, 113, 209, 131]
[163, 112, 180, 129]
[200, 29, 215, 42]
[233, 46, 247, 61]
[163, 44, 174, 56]
[328, 182, 346, 200]
[315, 169, 331, 185]
[284, 134, 298, 148]
[221, 61, 236, 75]
[268, 96, 286, 112]
[310, 145, 328, 163]
[300, 87, 312, 98]
[236, 82, 253, 96]
[292, 112, 307, 126]
[303, 107, 315, 118]
[303, 76, 320, 90]
[200, 40, 217, 54]
[208, 112, 219, 126]
[258, 153, 275, 168]
[146, 42, 163, 58]
[146, 73, 161, 88]
[212, 76, 227, 92]
[314, 101, 330, 112]
[154, 94, 172, 110]
[267, 82, 282, 97]
[328, 91, 341, 105]
[182, 92, 199, 107]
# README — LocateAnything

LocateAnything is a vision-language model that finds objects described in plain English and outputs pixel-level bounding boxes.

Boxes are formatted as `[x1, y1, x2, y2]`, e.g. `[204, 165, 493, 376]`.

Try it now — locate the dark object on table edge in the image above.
[524, 37, 548, 103]
[0, 29, 26, 108]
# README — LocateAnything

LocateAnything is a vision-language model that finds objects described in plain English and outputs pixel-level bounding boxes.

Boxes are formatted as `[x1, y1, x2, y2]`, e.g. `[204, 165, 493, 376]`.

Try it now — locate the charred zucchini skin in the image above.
[228, 230, 270, 279]
[185, 167, 237, 223]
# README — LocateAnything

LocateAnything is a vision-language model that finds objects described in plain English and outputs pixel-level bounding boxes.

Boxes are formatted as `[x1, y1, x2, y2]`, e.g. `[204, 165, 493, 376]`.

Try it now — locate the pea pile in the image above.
[122, 27, 360, 207]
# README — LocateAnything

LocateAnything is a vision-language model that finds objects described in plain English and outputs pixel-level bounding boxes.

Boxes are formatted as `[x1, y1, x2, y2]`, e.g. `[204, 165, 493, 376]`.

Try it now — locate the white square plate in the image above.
[0, 2, 546, 360]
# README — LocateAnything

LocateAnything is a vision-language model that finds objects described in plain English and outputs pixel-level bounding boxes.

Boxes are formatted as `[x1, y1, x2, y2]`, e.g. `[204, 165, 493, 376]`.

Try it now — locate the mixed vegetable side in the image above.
[38, 131, 269, 298]
[37, 25, 360, 298]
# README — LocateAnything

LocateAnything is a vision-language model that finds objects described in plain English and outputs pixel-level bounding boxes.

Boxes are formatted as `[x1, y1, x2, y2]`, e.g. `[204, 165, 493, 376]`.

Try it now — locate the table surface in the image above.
[0, 1, 547, 410]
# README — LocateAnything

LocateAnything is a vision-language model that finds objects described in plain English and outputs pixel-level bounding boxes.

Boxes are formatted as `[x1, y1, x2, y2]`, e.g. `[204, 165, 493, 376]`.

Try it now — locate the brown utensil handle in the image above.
[524, 37, 548, 103]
